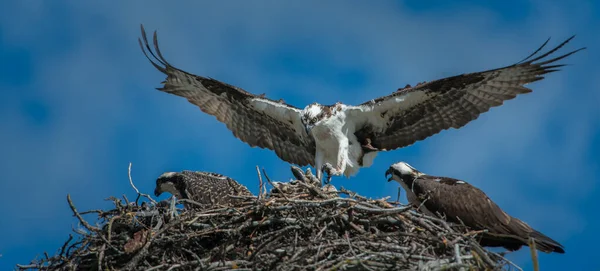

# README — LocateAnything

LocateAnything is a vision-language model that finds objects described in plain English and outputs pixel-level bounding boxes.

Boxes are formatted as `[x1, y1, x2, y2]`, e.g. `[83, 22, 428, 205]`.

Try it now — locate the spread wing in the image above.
[353, 37, 584, 151]
[138, 25, 315, 166]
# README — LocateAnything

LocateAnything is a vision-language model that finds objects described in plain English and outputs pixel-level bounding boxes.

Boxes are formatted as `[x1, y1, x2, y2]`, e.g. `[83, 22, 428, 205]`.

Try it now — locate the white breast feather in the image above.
[306, 105, 322, 118]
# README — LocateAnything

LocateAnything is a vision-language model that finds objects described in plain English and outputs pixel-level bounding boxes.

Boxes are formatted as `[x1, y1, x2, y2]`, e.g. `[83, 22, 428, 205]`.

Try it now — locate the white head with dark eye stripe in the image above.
[385, 162, 425, 184]
[300, 103, 327, 135]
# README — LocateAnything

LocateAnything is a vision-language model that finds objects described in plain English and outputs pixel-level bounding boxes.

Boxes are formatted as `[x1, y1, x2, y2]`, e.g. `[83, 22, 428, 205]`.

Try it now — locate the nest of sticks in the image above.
[17, 166, 523, 271]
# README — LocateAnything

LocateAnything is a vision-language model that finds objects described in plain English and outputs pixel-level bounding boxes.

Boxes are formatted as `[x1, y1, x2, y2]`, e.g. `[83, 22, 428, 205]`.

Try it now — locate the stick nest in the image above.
[17, 167, 520, 271]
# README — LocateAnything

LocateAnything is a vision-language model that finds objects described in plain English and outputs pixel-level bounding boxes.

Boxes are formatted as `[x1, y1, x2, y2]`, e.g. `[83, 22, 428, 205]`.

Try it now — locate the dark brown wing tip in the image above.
[138, 24, 172, 74]
[554, 246, 566, 254]
[516, 37, 551, 64]
[530, 230, 566, 254]
[537, 241, 565, 254]
[519, 35, 585, 67]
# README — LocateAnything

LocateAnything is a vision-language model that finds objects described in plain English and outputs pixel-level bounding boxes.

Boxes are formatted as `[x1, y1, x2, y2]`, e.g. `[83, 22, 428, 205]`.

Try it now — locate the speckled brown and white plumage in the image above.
[154, 170, 253, 209]
[353, 37, 584, 152]
[139, 24, 583, 180]
[386, 162, 565, 254]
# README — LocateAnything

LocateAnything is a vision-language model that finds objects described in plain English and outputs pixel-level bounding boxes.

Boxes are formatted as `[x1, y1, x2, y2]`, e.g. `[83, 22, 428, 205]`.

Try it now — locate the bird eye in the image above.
[312, 117, 318, 123]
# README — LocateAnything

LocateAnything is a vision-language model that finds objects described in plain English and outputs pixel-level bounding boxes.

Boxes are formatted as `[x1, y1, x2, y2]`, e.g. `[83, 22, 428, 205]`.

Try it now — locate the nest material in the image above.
[17, 168, 520, 271]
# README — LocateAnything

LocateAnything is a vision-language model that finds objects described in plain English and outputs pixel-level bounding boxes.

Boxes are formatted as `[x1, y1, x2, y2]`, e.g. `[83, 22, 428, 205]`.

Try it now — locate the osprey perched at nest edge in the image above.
[386, 161, 565, 254]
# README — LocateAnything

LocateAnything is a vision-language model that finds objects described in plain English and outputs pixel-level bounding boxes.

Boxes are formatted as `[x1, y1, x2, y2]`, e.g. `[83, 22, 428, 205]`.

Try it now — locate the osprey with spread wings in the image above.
[138, 25, 583, 181]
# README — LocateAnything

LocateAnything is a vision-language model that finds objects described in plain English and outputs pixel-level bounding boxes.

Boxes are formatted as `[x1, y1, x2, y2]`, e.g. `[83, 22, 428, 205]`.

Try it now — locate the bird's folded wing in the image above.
[353, 36, 584, 151]
[139, 25, 315, 166]
[417, 177, 512, 230]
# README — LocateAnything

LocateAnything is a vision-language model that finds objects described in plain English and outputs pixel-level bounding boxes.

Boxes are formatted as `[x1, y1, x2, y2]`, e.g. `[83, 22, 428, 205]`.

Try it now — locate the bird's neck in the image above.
[401, 175, 418, 188]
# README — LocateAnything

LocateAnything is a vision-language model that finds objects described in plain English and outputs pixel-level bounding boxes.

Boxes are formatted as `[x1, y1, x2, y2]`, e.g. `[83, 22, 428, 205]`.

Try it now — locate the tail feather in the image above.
[508, 218, 565, 254]
[529, 230, 565, 254]
[474, 217, 566, 253]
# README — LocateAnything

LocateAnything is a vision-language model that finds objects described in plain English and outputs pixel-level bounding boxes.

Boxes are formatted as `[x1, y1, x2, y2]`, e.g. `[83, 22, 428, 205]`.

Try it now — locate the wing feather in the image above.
[139, 25, 315, 166]
[415, 177, 512, 232]
[354, 37, 584, 151]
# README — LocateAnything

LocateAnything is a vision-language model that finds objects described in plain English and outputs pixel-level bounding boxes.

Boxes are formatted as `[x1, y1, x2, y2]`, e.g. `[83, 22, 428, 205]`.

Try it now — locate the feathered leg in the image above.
[315, 149, 325, 181]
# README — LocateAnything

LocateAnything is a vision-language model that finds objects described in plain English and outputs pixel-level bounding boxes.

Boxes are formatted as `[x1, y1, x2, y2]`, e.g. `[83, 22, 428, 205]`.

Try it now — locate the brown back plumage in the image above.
[418, 177, 564, 253]
[387, 163, 564, 253]
[154, 170, 253, 209]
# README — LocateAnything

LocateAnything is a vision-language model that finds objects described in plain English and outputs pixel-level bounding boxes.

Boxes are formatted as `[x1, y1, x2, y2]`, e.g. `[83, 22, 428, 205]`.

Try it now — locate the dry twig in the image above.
[529, 237, 540, 271]
[127, 162, 157, 205]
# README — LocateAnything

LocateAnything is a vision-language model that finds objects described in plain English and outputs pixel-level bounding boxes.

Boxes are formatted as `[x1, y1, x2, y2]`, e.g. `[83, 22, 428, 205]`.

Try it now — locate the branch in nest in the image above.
[19, 166, 515, 271]
[128, 162, 157, 205]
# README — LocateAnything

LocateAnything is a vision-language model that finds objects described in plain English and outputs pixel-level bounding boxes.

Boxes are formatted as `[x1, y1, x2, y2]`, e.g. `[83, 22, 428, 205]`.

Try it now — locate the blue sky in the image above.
[1, 1, 598, 270]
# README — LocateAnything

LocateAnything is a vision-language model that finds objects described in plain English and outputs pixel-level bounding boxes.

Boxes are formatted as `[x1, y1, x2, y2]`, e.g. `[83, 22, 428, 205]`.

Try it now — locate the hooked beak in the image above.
[385, 168, 394, 182]
[154, 187, 161, 197]
[304, 124, 313, 135]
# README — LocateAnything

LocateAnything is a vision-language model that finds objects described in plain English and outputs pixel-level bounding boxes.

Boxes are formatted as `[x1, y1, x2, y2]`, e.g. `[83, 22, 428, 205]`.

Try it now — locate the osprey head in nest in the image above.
[139, 24, 584, 182]
[386, 161, 565, 254]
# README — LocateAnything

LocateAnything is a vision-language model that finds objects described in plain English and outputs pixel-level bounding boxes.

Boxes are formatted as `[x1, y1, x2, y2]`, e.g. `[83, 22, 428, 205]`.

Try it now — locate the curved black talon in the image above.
[321, 163, 335, 185]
